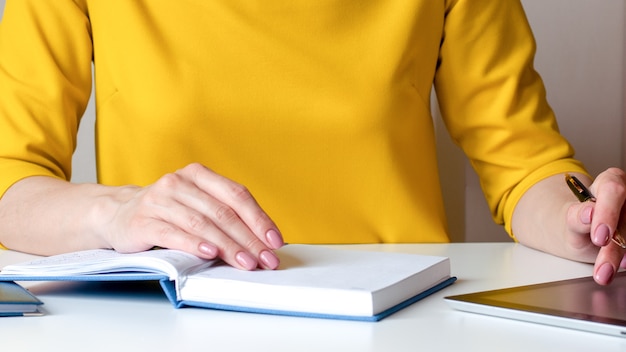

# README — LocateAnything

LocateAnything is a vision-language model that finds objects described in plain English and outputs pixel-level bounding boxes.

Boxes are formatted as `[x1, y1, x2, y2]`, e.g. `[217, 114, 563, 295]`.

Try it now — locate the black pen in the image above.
[565, 174, 626, 249]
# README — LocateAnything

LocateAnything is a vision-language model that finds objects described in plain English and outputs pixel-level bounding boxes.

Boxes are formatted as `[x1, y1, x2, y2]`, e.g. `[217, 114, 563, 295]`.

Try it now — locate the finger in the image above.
[184, 199, 281, 270]
[158, 172, 280, 269]
[556, 200, 599, 264]
[145, 176, 279, 270]
[138, 221, 220, 259]
[141, 207, 266, 271]
[593, 243, 624, 285]
[589, 168, 626, 247]
[566, 201, 593, 238]
[183, 163, 284, 249]
[106, 172, 273, 270]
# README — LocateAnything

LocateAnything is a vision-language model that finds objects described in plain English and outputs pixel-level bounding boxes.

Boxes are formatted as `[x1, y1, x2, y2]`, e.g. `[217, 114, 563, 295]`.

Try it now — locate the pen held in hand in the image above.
[565, 174, 626, 249]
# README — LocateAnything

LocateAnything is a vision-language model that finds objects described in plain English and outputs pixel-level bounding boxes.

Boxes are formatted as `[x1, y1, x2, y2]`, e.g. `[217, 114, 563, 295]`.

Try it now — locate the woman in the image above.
[0, 0, 624, 284]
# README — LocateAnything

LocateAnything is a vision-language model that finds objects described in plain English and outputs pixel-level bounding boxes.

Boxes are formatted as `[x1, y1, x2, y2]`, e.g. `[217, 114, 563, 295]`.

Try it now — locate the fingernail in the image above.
[620, 256, 626, 269]
[260, 250, 280, 270]
[593, 224, 610, 245]
[580, 206, 593, 224]
[595, 262, 615, 285]
[236, 251, 257, 270]
[198, 242, 218, 258]
[265, 229, 284, 249]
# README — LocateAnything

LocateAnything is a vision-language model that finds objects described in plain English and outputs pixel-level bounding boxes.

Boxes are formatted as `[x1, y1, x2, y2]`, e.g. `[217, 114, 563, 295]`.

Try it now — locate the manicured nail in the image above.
[198, 242, 218, 258]
[236, 251, 257, 270]
[595, 262, 615, 285]
[266, 229, 284, 249]
[259, 250, 280, 270]
[580, 206, 592, 224]
[593, 224, 610, 246]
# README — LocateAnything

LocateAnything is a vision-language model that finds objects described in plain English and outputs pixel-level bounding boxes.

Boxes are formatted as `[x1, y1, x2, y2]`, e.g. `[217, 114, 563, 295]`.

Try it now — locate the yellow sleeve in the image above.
[0, 0, 93, 198]
[435, 0, 587, 237]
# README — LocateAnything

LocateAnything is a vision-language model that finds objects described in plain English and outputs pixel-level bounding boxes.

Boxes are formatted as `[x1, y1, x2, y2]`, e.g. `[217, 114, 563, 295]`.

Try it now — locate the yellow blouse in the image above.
[0, 0, 585, 246]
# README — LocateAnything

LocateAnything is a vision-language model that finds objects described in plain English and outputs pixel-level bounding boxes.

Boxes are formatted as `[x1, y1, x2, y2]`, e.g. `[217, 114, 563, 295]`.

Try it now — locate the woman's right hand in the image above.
[101, 163, 284, 270]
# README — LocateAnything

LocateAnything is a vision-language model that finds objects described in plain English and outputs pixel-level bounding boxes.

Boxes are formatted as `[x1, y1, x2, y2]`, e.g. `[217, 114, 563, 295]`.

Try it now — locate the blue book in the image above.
[0, 281, 43, 317]
[0, 244, 455, 321]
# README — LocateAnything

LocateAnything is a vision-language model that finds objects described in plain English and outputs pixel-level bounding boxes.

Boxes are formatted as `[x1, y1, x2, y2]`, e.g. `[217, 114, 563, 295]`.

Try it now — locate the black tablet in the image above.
[445, 272, 626, 337]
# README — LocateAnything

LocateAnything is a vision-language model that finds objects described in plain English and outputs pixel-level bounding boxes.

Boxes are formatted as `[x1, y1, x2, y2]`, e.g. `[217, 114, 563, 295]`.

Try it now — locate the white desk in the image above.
[1, 243, 623, 352]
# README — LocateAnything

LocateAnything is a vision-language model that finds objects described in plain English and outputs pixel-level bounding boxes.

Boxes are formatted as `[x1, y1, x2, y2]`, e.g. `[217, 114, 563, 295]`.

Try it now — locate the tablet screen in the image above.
[446, 272, 626, 330]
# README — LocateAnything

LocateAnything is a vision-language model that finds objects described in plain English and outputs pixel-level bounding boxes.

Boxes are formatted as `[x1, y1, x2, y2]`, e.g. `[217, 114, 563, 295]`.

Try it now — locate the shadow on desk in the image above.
[24, 280, 169, 302]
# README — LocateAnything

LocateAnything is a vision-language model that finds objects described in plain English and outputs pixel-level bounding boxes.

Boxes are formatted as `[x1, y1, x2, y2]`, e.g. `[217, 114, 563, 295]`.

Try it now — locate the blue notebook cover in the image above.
[161, 276, 457, 321]
[0, 281, 44, 317]
[0, 272, 455, 321]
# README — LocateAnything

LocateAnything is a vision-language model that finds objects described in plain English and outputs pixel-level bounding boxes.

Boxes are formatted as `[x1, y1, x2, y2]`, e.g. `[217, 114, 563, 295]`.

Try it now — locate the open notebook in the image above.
[0, 244, 455, 321]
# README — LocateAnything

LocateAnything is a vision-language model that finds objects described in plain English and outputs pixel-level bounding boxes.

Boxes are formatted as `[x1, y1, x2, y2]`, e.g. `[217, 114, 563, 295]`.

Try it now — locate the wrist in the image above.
[86, 184, 139, 250]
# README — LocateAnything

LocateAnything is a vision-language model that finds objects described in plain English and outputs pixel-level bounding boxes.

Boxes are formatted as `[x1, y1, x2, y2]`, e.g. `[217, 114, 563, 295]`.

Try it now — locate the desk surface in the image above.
[1, 243, 622, 352]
